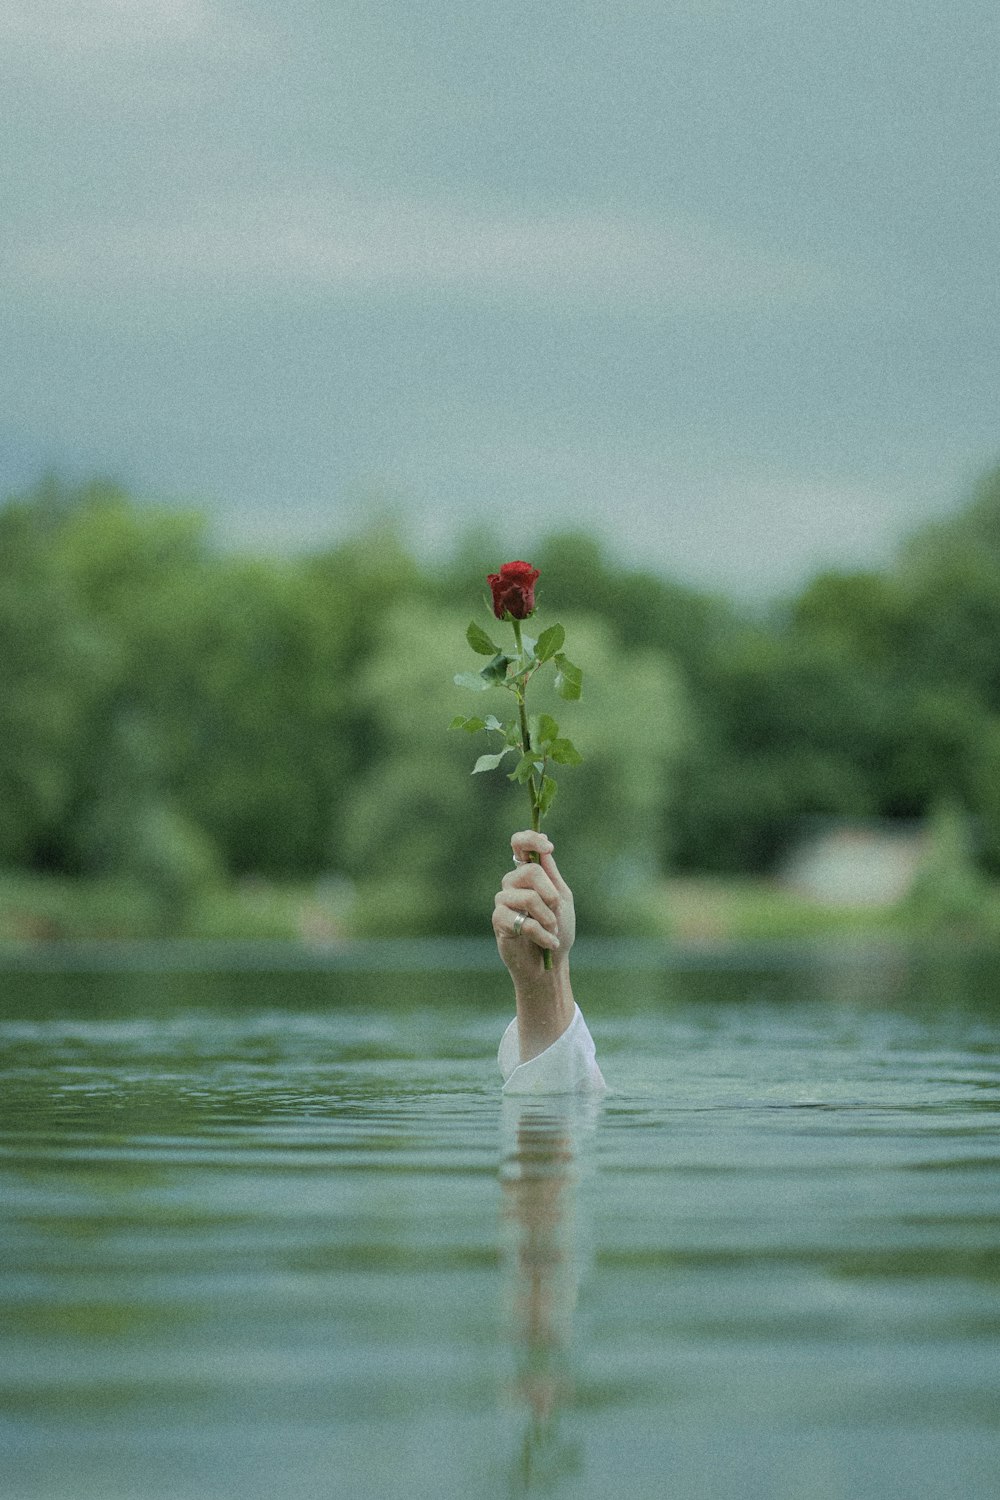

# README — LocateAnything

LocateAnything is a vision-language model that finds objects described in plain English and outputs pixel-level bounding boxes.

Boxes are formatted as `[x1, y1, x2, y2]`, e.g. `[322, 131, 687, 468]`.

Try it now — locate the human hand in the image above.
[492, 830, 576, 982]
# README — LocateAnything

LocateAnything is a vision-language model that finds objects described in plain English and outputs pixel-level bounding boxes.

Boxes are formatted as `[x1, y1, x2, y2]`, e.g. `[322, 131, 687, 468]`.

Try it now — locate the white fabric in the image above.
[498, 1003, 606, 1095]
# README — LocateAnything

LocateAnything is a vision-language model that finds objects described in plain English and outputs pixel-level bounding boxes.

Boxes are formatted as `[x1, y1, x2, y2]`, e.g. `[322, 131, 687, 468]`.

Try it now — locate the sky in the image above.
[2, 0, 997, 596]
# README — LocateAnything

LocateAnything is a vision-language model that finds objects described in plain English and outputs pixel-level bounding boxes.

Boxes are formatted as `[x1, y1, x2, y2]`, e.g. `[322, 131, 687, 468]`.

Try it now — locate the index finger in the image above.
[510, 829, 554, 862]
[537, 847, 570, 895]
[510, 830, 569, 896]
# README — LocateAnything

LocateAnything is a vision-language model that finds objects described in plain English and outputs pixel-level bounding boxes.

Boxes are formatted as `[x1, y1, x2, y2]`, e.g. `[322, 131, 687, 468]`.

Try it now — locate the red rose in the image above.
[487, 560, 540, 621]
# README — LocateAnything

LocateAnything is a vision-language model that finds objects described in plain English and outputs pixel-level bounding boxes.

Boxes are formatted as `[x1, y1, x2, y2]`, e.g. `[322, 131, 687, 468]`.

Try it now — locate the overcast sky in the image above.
[2, 0, 997, 595]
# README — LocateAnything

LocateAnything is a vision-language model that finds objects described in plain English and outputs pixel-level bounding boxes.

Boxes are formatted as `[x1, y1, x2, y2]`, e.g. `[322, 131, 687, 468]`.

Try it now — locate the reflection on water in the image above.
[0, 955, 999, 1500]
[500, 1097, 602, 1492]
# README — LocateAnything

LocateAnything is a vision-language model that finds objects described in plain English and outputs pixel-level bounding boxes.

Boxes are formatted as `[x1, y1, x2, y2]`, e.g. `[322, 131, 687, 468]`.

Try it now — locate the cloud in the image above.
[4, 188, 847, 314]
[369, 430, 952, 596]
[1, 0, 221, 50]
[0, 0, 268, 99]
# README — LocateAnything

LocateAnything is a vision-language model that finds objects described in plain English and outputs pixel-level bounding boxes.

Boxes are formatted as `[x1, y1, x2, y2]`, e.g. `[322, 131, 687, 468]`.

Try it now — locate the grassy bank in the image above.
[0, 872, 346, 943]
[3, 868, 1000, 945]
[658, 877, 919, 942]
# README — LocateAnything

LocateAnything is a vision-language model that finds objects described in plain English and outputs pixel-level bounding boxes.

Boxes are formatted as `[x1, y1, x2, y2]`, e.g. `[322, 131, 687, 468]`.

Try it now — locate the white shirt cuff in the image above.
[498, 1003, 606, 1094]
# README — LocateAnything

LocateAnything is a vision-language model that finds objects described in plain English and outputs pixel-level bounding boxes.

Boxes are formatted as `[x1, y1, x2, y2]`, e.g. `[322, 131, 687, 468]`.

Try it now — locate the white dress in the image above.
[498, 1003, 606, 1095]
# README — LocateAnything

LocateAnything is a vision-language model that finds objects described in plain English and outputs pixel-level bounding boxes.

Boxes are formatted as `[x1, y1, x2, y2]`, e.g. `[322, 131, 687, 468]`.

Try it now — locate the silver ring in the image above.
[512, 912, 527, 938]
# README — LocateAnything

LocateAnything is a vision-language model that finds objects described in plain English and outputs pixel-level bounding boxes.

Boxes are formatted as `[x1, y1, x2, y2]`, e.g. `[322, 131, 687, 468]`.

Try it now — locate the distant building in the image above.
[780, 820, 929, 907]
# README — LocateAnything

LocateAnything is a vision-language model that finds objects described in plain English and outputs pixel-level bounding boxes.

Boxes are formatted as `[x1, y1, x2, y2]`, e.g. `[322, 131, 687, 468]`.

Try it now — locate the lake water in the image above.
[2, 948, 999, 1500]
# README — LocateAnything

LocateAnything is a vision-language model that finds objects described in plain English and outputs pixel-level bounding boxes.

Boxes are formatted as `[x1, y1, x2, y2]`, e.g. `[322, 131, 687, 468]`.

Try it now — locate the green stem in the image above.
[511, 616, 551, 970]
[511, 620, 540, 822]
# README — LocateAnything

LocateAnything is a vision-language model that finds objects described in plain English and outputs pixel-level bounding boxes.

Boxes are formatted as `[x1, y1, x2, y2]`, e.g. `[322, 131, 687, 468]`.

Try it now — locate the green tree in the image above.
[0, 492, 111, 866]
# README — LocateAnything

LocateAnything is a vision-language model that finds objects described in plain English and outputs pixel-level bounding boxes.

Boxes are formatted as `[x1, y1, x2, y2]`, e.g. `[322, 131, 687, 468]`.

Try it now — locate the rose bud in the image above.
[487, 560, 540, 621]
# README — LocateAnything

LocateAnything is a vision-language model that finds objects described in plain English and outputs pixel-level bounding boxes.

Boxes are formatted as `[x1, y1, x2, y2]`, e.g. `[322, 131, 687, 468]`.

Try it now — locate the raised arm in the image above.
[492, 830, 577, 1063]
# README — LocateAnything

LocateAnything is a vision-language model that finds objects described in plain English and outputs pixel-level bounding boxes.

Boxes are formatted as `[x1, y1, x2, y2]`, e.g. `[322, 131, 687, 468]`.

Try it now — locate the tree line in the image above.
[2, 467, 1000, 935]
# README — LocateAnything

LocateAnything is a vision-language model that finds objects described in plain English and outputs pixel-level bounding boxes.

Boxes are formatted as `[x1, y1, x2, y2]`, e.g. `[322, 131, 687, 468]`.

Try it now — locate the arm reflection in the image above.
[499, 1095, 602, 1491]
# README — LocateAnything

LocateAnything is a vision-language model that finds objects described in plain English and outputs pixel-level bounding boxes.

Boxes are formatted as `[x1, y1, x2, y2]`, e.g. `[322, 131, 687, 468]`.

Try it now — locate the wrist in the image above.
[512, 951, 571, 998]
[512, 958, 575, 1063]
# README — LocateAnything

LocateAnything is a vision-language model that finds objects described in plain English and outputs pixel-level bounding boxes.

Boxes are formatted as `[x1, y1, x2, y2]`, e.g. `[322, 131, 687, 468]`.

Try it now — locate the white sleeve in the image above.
[498, 1003, 606, 1095]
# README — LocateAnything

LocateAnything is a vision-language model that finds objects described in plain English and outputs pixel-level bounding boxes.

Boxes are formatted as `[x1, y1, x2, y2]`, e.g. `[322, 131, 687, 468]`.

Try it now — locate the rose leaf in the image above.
[472, 749, 514, 774]
[548, 736, 583, 765]
[479, 652, 512, 685]
[537, 775, 558, 815]
[535, 712, 559, 747]
[508, 753, 539, 784]
[466, 620, 500, 656]
[553, 654, 583, 700]
[535, 624, 565, 662]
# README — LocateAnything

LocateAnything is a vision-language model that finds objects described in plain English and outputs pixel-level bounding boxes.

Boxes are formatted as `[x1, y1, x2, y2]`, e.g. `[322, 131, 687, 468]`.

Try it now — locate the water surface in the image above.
[2, 956, 999, 1499]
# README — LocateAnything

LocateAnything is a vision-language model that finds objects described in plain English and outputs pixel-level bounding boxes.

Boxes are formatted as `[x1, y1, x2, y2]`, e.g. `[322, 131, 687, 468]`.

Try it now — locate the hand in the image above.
[493, 830, 576, 983]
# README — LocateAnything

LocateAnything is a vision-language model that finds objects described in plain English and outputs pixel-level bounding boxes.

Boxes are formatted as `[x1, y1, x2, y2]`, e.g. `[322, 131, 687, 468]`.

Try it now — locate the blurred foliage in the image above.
[1, 464, 1000, 936]
[905, 798, 991, 932]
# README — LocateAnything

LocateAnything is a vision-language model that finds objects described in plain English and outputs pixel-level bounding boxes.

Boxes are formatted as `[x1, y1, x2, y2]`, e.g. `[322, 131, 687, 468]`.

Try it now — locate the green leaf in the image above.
[466, 620, 499, 656]
[454, 671, 490, 692]
[520, 634, 537, 659]
[472, 749, 514, 773]
[537, 774, 558, 816]
[535, 623, 565, 662]
[451, 715, 486, 733]
[484, 714, 504, 732]
[548, 736, 583, 765]
[534, 713, 559, 748]
[554, 654, 583, 700]
[508, 753, 541, 784]
[479, 652, 512, 685]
